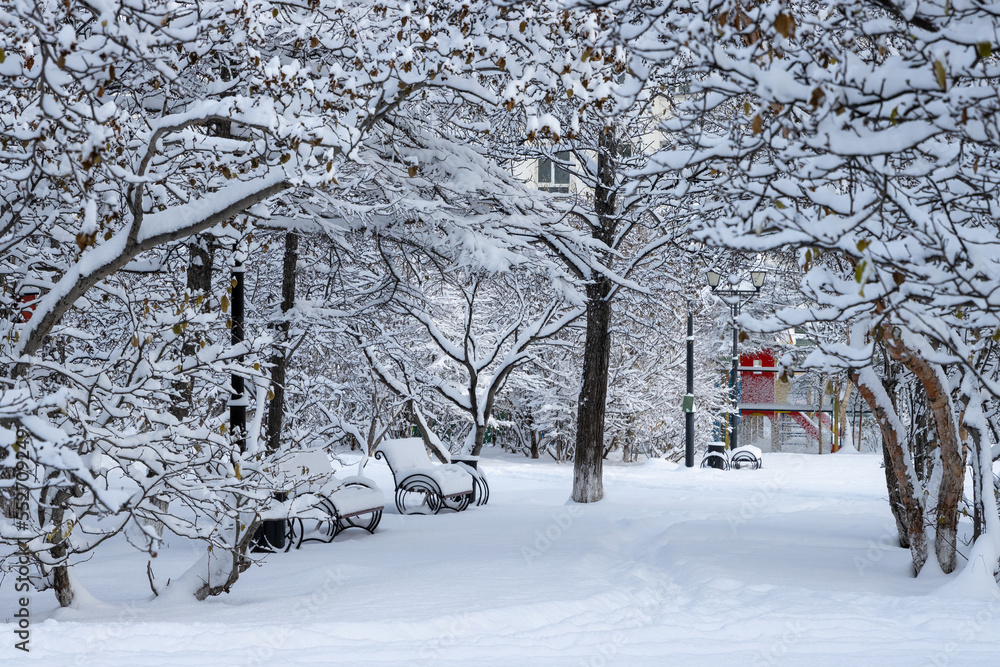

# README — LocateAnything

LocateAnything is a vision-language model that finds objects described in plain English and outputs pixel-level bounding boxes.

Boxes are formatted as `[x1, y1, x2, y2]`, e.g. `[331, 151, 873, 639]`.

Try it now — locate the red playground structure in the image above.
[737, 350, 839, 453]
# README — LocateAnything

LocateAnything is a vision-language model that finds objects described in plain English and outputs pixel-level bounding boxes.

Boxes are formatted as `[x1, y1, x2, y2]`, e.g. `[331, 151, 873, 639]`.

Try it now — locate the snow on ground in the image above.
[4, 452, 1000, 666]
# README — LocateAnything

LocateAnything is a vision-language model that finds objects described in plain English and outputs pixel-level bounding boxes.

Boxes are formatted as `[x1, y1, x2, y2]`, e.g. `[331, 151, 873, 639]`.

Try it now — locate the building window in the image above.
[538, 151, 571, 193]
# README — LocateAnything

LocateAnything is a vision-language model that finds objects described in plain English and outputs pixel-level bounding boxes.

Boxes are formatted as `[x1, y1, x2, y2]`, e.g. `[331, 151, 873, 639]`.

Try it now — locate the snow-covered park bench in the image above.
[374, 438, 483, 514]
[273, 450, 384, 550]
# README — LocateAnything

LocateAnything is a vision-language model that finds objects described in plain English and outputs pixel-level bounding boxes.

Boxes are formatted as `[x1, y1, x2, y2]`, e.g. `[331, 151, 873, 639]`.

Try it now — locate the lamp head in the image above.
[706, 269, 721, 289]
[751, 270, 766, 290]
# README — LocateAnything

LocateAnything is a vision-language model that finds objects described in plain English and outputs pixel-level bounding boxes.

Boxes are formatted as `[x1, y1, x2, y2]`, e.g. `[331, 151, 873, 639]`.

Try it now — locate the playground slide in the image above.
[787, 411, 836, 448]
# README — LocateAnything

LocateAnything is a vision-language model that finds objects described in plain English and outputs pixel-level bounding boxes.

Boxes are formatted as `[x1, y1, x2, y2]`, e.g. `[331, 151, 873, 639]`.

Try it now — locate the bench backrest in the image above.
[376, 438, 434, 477]
[276, 450, 336, 494]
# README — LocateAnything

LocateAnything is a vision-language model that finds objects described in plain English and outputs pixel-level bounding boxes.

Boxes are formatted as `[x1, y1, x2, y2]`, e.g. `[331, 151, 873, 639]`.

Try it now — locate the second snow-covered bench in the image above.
[276, 450, 384, 549]
[374, 438, 476, 515]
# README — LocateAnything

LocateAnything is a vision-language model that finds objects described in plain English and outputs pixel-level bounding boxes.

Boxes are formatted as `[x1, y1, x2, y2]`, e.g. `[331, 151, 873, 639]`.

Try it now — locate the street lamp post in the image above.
[706, 269, 766, 453]
[684, 302, 695, 468]
[230, 255, 246, 454]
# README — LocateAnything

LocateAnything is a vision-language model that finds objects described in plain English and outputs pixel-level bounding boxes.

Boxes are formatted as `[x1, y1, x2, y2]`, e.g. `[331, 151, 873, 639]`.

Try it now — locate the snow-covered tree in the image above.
[514, 114, 705, 500]
[352, 239, 583, 458]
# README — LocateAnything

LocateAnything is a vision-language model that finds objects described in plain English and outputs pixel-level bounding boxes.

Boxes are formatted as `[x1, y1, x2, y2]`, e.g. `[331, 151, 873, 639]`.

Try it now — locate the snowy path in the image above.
[4, 453, 1000, 666]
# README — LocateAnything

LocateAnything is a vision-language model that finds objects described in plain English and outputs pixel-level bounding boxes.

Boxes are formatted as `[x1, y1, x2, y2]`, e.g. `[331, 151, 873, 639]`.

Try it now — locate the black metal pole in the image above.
[230, 256, 246, 454]
[856, 396, 861, 451]
[817, 381, 823, 455]
[730, 300, 739, 452]
[685, 306, 695, 467]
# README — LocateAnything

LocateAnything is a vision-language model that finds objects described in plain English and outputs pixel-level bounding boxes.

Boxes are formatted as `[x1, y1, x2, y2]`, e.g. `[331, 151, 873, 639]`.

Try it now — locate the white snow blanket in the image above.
[4, 453, 1000, 666]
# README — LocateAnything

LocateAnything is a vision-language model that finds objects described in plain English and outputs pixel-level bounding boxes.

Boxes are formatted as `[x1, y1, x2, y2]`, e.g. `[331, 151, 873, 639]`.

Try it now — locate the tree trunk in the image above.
[45, 487, 75, 607]
[528, 413, 541, 459]
[192, 517, 261, 601]
[964, 404, 985, 542]
[265, 231, 298, 454]
[170, 237, 215, 421]
[471, 423, 488, 457]
[572, 126, 618, 504]
[410, 401, 450, 463]
[850, 368, 926, 571]
[884, 329, 965, 574]
[881, 435, 911, 549]
[962, 390, 1000, 577]
[837, 378, 853, 451]
[573, 278, 613, 503]
[51, 555, 73, 608]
